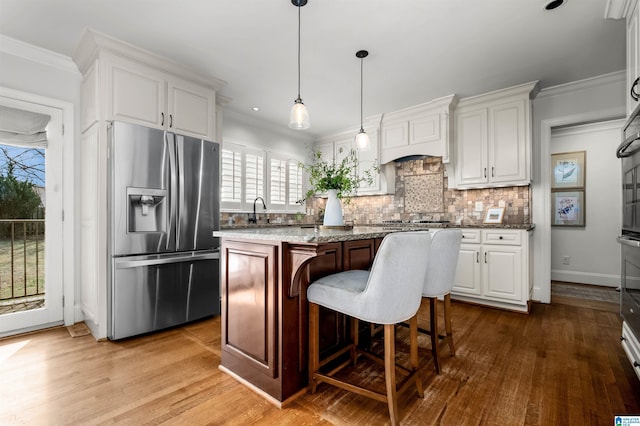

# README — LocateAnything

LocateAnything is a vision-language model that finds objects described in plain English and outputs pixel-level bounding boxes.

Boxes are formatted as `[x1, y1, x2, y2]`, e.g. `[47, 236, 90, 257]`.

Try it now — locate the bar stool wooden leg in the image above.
[444, 294, 456, 356]
[384, 324, 400, 426]
[429, 297, 441, 374]
[308, 302, 320, 394]
[350, 317, 359, 366]
[409, 315, 424, 398]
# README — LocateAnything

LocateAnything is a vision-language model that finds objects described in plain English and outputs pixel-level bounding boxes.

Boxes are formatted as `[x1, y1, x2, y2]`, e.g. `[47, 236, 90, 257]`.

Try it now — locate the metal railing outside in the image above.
[0, 219, 45, 305]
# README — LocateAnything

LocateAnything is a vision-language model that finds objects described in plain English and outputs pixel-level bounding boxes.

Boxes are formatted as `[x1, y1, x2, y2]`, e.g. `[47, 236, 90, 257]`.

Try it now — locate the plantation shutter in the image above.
[245, 152, 264, 203]
[269, 157, 287, 205]
[288, 161, 303, 207]
[220, 147, 242, 207]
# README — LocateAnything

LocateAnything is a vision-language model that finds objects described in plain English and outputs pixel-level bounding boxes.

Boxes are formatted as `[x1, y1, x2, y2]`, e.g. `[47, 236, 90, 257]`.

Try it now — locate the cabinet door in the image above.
[488, 100, 527, 184]
[456, 109, 488, 186]
[452, 244, 482, 296]
[107, 59, 166, 129]
[334, 137, 352, 164]
[167, 78, 215, 139]
[343, 239, 375, 271]
[381, 120, 408, 150]
[221, 240, 278, 379]
[409, 113, 441, 145]
[483, 245, 522, 302]
[355, 128, 381, 194]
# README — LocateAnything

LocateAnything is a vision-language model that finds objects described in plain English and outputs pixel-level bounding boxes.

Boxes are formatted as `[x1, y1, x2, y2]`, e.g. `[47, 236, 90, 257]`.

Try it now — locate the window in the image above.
[267, 153, 305, 212]
[221, 140, 304, 213]
[221, 148, 242, 205]
[245, 153, 264, 203]
[269, 157, 287, 205]
[289, 161, 303, 205]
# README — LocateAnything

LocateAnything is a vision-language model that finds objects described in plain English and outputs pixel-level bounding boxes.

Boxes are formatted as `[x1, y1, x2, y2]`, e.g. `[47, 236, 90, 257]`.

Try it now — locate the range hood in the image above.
[380, 94, 458, 164]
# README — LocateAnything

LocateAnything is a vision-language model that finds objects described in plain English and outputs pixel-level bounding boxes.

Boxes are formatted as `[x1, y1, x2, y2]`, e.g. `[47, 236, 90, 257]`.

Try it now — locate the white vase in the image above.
[323, 189, 344, 226]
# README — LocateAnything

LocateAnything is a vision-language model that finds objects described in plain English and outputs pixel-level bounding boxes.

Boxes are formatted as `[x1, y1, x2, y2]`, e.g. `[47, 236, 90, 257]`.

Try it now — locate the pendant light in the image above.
[354, 50, 370, 150]
[289, 0, 310, 130]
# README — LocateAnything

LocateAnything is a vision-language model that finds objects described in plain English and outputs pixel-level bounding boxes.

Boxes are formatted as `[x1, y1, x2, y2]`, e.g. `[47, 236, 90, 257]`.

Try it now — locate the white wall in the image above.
[223, 107, 313, 159]
[0, 35, 82, 322]
[550, 120, 624, 287]
[531, 71, 626, 302]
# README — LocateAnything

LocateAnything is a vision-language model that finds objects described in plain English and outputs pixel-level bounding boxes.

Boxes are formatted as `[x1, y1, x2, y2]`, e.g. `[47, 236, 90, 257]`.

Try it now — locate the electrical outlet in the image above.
[562, 256, 570, 265]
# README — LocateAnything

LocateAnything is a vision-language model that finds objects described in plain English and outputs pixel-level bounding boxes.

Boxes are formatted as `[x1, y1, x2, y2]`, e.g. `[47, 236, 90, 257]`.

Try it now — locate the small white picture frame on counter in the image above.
[483, 207, 505, 224]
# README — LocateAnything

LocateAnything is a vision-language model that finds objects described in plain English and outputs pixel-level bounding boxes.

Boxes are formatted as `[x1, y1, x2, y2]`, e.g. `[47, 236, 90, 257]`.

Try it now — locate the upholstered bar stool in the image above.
[307, 231, 432, 426]
[420, 228, 462, 374]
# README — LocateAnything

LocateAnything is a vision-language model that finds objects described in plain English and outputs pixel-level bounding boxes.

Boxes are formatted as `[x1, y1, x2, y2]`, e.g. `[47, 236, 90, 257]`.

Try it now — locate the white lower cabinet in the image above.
[622, 321, 640, 381]
[451, 228, 532, 312]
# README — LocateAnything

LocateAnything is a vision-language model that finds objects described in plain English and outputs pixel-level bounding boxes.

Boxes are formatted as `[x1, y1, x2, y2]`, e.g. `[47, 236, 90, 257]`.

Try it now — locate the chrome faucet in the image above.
[249, 196, 266, 224]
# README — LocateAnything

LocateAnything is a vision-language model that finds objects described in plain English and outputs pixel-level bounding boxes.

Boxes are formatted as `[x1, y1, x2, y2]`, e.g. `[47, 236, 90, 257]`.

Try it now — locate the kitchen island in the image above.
[214, 224, 534, 405]
[213, 226, 395, 406]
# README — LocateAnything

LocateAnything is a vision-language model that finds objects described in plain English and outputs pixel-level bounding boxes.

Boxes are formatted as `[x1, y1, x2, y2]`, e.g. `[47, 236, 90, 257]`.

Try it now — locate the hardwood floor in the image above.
[1, 298, 639, 425]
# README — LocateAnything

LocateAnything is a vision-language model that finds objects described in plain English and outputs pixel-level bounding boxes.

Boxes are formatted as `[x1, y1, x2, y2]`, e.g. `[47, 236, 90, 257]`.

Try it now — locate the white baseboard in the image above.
[551, 270, 620, 288]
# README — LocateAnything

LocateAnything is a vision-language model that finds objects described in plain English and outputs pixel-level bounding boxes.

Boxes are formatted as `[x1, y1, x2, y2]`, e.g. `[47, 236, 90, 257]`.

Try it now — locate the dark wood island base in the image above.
[217, 228, 387, 405]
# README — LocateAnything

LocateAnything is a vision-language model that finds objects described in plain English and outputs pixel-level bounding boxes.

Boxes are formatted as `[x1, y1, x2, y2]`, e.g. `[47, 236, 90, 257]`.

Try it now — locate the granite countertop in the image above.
[214, 223, 535, 243]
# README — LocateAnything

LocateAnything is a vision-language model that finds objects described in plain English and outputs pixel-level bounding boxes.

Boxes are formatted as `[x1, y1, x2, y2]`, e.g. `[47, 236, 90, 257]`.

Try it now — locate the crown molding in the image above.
[536, 70, 625, 100]
[73, 28, 227, 91]
[0, 33, 79, 74]
[604, 0, 633, 19]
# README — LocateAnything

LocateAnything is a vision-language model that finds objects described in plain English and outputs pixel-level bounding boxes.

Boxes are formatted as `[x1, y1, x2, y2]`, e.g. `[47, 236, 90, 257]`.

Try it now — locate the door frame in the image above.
[534, 109, 624, 303]
[0, 86, 75, 334]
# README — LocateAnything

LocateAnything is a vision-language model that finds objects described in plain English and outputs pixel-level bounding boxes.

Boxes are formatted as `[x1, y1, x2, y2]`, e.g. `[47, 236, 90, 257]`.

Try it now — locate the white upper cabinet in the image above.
[75, 29, 224, 140]
[107, 57, 166, 128]
[106, 55, 215, 139]
[453, 81, 538, 189]
[379, 95, 458, 164]
[628, 0, 640, 116]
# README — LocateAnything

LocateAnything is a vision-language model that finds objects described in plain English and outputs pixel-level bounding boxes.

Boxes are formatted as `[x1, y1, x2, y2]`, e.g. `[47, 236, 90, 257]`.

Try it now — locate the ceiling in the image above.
[0, 0, 627, 137]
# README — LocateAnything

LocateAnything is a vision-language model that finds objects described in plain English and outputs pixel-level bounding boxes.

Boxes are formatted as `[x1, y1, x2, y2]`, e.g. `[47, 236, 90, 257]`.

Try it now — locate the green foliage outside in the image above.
[0, 174, 42, 219]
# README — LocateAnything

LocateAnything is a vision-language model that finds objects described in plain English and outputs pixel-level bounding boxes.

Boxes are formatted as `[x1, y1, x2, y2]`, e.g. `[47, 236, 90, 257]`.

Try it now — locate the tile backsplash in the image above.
[222, 157, 531, 226]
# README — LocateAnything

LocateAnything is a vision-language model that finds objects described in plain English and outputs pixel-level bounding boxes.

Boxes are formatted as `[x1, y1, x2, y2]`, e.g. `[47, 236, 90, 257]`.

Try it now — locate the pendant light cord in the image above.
[360, 56, 364, 130]
[297, 4, 301, 100]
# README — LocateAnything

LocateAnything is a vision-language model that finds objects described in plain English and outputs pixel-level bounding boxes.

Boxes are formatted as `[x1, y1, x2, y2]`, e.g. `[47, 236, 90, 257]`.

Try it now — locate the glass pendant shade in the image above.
[354, 128, 370, 150]
[289, 98, 310, 129]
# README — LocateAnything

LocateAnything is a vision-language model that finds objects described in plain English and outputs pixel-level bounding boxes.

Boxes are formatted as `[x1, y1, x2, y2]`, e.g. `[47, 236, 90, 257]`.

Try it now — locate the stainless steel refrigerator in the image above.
[107, 121, 220, 340]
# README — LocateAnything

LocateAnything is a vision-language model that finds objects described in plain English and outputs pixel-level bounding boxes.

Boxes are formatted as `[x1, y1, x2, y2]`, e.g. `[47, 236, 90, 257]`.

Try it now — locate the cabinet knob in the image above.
[484, 252, 488, 263]
[635, 361, 640, 368]
[491, 166, 495, 178]
[169, 114, 173, 128]
[499, 236, 503, 240]
[161, 112, 165, 126]
[484, 168, 487, 178]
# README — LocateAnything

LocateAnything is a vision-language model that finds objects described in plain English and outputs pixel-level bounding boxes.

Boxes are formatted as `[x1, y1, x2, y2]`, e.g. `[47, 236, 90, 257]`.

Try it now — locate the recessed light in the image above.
[544, 0, 566, 11]
[251, 107, 260, 112]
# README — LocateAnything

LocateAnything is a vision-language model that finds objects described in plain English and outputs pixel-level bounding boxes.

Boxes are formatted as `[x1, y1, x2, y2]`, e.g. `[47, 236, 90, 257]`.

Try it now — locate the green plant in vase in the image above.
[299, 147, 376, 225]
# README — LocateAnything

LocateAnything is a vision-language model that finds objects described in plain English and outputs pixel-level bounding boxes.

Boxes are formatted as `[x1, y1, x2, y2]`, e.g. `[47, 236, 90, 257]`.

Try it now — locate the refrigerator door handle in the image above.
[177, 135, 184, 249]
[115, 251, 219, 269]
[167, 132, 178, 251]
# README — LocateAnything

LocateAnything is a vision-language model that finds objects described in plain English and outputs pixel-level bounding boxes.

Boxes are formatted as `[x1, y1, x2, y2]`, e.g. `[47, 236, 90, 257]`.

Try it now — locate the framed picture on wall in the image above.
[551, 151, 586, 189]
[552, 190, 585, 226]
[483, 207, 505, 224]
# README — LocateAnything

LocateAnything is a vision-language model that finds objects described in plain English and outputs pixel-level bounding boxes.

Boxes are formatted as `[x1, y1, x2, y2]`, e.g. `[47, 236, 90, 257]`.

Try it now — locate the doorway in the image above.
[549, 120, 623, 289]
[0, 90, 68, 337]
